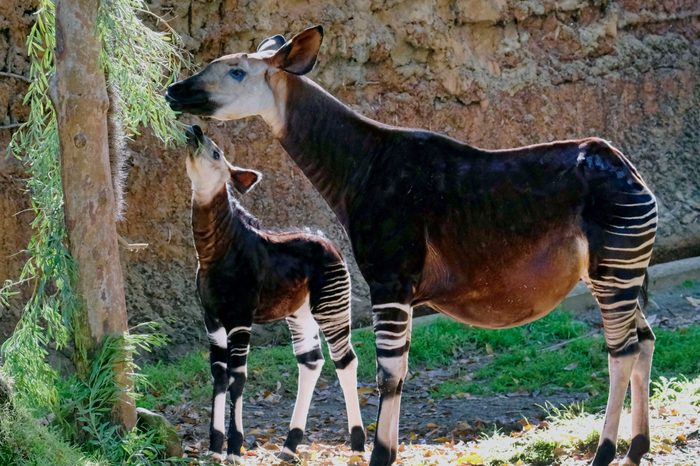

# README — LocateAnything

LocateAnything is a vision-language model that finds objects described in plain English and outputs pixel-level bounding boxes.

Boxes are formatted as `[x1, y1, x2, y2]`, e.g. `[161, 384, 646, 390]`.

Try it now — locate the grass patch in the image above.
[0, 402, 97, 466]
[138, 309, 587, 406]
[138, 310, 700, 417]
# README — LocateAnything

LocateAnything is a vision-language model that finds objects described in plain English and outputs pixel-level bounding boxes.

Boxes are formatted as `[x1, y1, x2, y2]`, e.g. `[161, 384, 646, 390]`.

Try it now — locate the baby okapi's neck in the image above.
[191, 186, 254, 268]
[274, 75, 387, 226]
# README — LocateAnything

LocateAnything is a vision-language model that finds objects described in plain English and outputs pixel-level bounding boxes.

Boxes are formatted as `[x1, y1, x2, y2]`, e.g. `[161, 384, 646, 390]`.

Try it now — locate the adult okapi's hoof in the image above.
[369, 443, 396, 466]
[591, 438, 616, 466]
[621, 434, 650, 465]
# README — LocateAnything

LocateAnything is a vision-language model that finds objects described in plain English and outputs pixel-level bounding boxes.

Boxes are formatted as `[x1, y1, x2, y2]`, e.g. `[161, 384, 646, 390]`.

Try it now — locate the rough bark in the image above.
[53, 0, 135, 430]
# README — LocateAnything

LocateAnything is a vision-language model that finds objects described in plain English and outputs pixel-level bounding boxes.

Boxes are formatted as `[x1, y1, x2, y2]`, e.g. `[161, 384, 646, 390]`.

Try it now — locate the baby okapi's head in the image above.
[184, 125, 261, 203]
[165, 26, 323, 132]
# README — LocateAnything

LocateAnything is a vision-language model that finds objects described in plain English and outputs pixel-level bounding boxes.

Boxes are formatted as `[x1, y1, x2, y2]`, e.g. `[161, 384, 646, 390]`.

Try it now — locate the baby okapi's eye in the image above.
[229, 68, 246, 82]
[212, 150, 221, 161]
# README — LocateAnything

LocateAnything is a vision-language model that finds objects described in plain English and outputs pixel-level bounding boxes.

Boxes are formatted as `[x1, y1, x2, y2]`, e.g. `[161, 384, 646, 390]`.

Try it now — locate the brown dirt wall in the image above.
[1, 0, 698, 354]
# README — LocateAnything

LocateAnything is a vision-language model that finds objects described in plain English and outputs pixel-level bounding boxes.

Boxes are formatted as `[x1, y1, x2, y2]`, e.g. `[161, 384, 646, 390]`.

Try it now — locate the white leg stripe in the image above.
[208, 327, 227, 349]
[372, 302, 411, 311]
[228, 326, 252, 337]
[213, 392, 226, 433]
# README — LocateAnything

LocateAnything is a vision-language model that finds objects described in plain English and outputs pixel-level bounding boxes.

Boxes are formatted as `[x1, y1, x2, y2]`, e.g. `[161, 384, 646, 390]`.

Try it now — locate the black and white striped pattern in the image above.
[282, 261, 364, 456]
[588, 186, 657, 466]
[589, 190, 657, 356]
[371, 302, 412, 465]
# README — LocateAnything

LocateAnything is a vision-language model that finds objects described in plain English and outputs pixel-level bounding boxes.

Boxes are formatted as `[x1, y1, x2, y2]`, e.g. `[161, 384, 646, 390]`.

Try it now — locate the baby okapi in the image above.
[168, 27, 658, 466]
[183, 125, 364, 462]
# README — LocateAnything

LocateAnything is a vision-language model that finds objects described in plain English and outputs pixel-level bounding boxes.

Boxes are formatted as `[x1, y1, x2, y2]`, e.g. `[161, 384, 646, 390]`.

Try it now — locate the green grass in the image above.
[138, 310, 700, 415]
[0, 403, 98, 466]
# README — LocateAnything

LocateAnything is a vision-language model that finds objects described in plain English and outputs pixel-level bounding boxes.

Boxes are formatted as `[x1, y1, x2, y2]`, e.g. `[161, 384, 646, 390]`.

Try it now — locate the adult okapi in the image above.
[166, 26, 658, 466]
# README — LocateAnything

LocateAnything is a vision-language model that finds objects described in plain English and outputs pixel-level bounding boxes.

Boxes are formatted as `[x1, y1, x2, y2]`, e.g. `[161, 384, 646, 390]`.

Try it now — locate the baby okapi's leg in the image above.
[312, 262, 365, 452]
[225, 324, 252, 462]
[370, 301, 412, 466]
[281, 297, 325, 459]
[204, 314, 229, 462]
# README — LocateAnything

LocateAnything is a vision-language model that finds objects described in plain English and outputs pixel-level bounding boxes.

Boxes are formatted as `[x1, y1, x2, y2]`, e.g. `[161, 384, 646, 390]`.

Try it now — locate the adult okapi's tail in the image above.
[640, 271, 649, 309]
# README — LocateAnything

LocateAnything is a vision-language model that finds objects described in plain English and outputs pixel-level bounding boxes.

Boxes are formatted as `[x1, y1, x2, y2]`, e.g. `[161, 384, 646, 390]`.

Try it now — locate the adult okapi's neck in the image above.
[191, 186, 253, 269]
[274, 75, 387, 225]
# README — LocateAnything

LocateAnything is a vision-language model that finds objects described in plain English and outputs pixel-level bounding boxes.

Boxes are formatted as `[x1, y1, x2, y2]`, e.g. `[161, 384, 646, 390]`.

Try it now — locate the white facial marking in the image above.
[186, 134, 231, 205]
[202, 54, 286, 136]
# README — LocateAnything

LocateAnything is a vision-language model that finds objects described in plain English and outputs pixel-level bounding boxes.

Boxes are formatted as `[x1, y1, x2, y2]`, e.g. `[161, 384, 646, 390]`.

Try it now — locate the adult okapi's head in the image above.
[166, 26, 324, 132]
[184, 125, 261, 201]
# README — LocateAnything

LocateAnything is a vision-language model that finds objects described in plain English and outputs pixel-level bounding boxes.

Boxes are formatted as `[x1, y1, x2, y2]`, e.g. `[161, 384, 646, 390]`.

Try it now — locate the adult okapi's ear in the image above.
[257, 34, 286, 53]
[268, 25, 323, 75]
[230, 166, 261, 194]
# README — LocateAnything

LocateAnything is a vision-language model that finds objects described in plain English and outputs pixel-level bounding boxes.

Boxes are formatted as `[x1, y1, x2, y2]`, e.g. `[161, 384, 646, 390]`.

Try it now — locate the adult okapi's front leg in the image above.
[204, 313, 229, 462]
[370, 300, 413, 466]
[225, 322, 252, 462]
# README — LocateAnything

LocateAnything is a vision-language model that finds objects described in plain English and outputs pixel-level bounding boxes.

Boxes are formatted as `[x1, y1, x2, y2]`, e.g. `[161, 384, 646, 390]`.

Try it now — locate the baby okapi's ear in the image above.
[268, 25, 323, 75]
[230, 166, 261, 194]
[257, 34, 286, 53]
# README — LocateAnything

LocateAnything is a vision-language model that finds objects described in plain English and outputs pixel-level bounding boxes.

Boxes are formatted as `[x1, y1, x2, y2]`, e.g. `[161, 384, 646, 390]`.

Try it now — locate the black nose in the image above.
[185, 124, 204, 147]
[166, 81, 186, 100]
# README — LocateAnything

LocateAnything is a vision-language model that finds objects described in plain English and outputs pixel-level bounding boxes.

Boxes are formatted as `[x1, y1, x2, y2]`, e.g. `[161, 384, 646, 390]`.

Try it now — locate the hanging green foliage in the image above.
[0, 0, 73, 410]
[0, 0, 188, 418]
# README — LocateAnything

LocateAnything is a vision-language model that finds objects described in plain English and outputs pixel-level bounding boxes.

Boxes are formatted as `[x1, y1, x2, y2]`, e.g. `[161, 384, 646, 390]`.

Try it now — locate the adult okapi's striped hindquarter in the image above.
[166, 26, 658, 466]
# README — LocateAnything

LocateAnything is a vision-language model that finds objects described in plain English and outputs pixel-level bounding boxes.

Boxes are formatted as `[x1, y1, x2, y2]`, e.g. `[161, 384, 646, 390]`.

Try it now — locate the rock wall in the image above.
[1, 0, 699, 353]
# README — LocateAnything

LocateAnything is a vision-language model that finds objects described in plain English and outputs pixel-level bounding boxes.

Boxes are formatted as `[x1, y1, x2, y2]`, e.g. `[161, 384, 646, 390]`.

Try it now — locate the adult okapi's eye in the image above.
[229, 68, 246, 82]
[212, 151, 221, 160]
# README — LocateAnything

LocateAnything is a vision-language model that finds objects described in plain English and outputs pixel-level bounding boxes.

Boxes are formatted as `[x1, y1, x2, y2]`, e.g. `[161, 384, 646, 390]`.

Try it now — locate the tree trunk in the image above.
[53, 0, 136, 430]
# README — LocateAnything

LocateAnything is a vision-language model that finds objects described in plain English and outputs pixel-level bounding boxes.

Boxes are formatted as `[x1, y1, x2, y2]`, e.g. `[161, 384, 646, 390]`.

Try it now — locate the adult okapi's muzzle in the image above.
[166, 75, 220, 116]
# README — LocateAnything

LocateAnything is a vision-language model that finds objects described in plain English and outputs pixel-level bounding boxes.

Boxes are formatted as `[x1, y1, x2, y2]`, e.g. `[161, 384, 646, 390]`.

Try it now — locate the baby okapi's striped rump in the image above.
[183, 125, 364, 462]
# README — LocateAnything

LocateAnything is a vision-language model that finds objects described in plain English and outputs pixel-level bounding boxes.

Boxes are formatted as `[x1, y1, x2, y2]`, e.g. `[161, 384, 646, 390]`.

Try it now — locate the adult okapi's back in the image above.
[166, 26, 657, 466]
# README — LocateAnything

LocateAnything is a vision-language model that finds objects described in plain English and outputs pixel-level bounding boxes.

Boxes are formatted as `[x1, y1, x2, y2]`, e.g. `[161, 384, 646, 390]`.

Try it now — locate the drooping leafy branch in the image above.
[0, 0, 188, 417]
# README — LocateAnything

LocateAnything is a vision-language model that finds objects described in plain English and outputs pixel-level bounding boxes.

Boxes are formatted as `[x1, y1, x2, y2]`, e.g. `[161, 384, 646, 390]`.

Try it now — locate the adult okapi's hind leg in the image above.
[582, 142, 658, 466]
[311, 261, 365, 452]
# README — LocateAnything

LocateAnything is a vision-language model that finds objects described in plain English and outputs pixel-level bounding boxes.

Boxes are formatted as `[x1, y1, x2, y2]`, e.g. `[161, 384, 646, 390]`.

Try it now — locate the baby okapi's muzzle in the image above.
[185, 124, 204, 150]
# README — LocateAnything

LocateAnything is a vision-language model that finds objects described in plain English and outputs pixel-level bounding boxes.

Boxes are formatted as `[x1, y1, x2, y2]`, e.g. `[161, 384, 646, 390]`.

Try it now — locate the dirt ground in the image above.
[161, 279, 700, 464]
